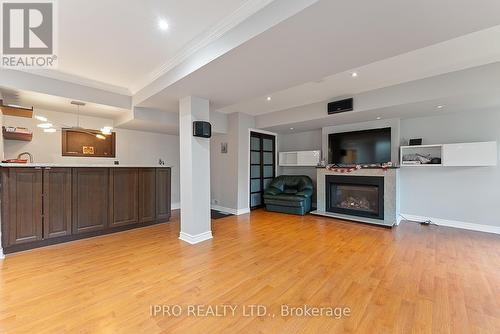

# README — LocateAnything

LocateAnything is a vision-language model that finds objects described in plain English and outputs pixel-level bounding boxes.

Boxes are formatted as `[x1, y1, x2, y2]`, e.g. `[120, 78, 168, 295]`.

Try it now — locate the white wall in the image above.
[211, 132, 238, 209]
[2, 109, 180, 206]
[210, 112, 256, 213]
[400, 109, 500, 229]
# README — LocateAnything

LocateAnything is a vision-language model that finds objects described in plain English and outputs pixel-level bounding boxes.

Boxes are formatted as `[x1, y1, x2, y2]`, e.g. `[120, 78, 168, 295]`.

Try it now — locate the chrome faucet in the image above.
[17, 152, 33, 163]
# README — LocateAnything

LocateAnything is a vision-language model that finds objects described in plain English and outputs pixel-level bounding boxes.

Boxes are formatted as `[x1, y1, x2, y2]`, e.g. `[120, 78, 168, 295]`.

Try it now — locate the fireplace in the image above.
[325, 175, 384, 220]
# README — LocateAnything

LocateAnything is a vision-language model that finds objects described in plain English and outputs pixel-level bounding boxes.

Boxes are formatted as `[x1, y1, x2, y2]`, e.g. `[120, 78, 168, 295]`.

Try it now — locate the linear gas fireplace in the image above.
[325, 175, 384, 220]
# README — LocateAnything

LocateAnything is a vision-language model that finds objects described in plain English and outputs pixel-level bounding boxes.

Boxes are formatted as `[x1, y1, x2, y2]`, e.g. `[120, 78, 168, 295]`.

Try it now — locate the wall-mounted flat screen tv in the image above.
[328, 127, 391, 164]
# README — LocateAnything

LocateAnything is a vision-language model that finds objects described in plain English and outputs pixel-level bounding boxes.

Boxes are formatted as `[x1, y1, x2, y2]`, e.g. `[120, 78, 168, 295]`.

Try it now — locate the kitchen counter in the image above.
[0, 163, 171, 168]
[1, 165, 172, 253]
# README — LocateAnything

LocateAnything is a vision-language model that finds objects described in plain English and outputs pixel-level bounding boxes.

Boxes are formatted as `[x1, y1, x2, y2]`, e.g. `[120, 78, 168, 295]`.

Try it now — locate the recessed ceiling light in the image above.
[376, 117, 382, 120]
[351, 72, 358, 78]
[266, 96, 272, 101]
[436, 105, 444, 109]
[158, 19, 169, 31]
[290, 127, 294, 130]
[37, 123, 53, 128]
[34, 115, 48, 122]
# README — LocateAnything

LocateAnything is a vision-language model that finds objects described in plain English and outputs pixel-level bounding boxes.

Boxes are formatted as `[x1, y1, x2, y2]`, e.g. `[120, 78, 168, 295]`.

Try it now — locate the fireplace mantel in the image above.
[312, 168, 400, 227]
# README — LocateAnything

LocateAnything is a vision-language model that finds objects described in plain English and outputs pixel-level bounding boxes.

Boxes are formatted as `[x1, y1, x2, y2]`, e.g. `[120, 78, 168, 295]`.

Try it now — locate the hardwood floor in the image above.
[1, 209, 499, 333]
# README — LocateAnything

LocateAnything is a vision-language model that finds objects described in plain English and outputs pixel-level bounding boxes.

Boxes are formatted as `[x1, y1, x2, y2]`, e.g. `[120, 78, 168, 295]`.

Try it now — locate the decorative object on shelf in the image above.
[409, 138, 423, 146]
[221, 142, 228, 154]
[325, 162, 395, 173]
[34, 101, 114, 140]
[0, 99, 33, 118]
[402, 153, 432, 164]
[82, 146, 95, 155]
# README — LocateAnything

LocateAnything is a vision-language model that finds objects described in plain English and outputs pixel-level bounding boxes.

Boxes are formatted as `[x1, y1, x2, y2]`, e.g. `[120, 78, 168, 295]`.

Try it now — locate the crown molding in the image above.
[130, 0, 276, 94]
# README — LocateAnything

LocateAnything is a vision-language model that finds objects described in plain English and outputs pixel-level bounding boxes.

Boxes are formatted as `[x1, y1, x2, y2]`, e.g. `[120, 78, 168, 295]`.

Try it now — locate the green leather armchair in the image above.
[263, 175, 314, 215]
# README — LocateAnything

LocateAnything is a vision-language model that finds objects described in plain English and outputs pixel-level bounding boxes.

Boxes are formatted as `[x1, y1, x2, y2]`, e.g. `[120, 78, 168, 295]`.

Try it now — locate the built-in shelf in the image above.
[400, 141, 497, 167]
[0, 100, 33, 118]
[279, 150, 321, 166]
[2, 127, 33, 142]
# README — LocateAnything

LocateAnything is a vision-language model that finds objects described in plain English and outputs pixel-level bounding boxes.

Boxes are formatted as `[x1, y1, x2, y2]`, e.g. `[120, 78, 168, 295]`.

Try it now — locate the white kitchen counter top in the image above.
[0, 163, 171, 168]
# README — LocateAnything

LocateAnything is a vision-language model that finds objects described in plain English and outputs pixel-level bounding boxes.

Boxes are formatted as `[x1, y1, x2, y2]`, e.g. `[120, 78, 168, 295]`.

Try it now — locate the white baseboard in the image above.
[236, 207, 250, 215]
[171, 202, 180, 210]
[401, 213, 500, 235]
[179, 231, 213, 244]
[0, 249, 4, 260]
[211, 205, 250, 216]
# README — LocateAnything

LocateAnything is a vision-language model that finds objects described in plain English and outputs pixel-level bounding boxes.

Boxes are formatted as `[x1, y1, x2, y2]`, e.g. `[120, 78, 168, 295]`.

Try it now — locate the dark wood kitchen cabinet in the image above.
[1, 166, 171, 253]
[1, 168, 42, 246]
[43, 168, 72, 239]
[72, 168, 109, 234]
[138, 168, 156, 223]
[156, 168, 171, 222]
[110, 168, 138, 227]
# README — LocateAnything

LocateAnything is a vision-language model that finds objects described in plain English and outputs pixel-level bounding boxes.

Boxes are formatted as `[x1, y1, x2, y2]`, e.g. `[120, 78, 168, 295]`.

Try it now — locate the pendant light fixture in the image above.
[34, 101, 114, 139]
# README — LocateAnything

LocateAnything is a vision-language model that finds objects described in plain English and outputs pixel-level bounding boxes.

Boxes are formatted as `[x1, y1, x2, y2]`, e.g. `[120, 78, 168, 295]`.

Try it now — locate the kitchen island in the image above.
[1, 165, 171, 253]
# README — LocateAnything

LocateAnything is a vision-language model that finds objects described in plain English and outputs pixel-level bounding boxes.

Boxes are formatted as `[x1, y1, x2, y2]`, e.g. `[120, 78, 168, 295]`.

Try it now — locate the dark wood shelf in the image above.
[0, 100, 33, 118]
[2, 127, 33, 142]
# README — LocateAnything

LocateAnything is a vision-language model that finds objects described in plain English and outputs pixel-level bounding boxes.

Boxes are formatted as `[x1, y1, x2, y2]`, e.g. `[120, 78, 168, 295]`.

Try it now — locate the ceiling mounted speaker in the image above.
[193, 121, 211, 138]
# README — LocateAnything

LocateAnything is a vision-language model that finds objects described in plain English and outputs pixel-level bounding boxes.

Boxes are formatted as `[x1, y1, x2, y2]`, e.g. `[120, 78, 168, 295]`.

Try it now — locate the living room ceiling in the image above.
[21, 0, 263, 93]
[136, 0, 500, 114]
[2, 0, 500, 132]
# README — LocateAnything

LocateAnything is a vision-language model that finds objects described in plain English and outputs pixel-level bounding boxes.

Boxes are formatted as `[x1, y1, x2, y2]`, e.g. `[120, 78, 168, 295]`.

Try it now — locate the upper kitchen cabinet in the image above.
[62, 129, 116, 158]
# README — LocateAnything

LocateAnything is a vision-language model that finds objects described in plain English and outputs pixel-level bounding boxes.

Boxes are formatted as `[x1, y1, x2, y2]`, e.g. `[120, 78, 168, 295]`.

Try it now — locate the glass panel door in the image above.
[250, 132, 276, 209]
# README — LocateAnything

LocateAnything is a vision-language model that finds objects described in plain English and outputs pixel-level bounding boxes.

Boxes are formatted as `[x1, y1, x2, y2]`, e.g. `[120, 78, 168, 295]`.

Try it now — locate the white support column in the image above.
[178, 96, 212, 244]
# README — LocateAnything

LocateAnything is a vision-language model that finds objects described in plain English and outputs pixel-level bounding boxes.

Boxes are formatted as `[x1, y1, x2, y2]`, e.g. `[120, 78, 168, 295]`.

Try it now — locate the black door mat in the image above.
[211, 210, 234, 219]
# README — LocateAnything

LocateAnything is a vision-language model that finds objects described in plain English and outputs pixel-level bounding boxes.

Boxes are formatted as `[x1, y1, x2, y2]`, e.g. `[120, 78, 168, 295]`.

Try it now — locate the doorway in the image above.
[250, 132, 276, 209]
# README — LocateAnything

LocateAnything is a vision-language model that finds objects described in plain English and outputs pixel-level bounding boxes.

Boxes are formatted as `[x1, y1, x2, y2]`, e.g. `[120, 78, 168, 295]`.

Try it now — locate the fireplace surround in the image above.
[313, 167, 399, 227]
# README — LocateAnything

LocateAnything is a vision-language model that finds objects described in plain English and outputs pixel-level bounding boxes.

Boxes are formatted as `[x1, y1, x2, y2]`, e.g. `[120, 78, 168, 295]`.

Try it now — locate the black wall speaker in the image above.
[327, 98, 353, 114]
[193, 121, 212, 138]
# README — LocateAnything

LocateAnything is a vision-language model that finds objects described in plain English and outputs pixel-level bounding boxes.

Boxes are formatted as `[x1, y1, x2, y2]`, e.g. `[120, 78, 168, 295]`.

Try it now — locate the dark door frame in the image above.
[249, 131, 276, 210]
